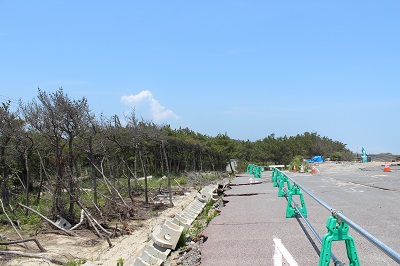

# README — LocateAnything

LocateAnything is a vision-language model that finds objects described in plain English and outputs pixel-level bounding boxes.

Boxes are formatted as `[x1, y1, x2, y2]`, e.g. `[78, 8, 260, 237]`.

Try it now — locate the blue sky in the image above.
[1, 1, 399, 154]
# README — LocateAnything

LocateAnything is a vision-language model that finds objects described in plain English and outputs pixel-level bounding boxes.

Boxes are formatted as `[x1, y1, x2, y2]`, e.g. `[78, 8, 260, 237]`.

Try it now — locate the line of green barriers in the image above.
[271, 168, 359, 266]
[246, 163, 263, 178]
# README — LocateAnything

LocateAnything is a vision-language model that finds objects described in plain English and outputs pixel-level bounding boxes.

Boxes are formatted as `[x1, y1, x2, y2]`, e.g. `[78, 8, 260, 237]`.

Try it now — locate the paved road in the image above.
[201, 162, 400, 265]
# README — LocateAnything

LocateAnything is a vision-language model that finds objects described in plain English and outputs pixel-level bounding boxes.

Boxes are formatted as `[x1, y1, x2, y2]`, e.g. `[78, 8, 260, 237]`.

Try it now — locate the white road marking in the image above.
[273, 238, 299, 266]
[273, 244, 283, 266]
[349, 187, 364, 193]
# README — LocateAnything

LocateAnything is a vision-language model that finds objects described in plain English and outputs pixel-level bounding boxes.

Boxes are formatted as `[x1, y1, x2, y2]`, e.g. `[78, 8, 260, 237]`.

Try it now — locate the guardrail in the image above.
[271, 168, 400, 266]
[246, 164, 263, 178]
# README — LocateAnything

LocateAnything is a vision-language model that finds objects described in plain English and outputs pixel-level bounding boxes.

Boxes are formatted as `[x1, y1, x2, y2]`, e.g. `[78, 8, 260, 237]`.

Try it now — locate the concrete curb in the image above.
[132, 184, 217, 266]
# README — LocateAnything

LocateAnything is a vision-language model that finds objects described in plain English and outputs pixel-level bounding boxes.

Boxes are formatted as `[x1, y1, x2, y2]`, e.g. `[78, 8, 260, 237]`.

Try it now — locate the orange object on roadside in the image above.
[311, 165, 316, 174]
[293, 165, 297, 172]
[383, 162, 391, 172]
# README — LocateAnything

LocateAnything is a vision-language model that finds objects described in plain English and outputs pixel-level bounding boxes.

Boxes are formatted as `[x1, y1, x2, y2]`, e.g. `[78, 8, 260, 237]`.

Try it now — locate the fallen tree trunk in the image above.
[0, 199, 28, 249]
[18, 203, 77, 237]
[93, 160, 129, 208]
[0, 250, 66, 265]
[74, 200, 112, 236]
[0, 237, 46, 252]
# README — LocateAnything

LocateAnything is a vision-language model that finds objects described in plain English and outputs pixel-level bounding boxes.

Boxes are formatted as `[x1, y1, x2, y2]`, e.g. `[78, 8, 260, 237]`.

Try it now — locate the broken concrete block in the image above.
[197, 185, 217, 203]
[172, 216, 191, 229]
[132, 257, 149, 266]
[212, 192, 219, 202]
[146, 244, 171, 261]
[165, 219, 182, 231]
[187, 200, 205, 210]
[183, 207, 198, 216]
[181, 210, 197, 220]
[55, 217, 71, 230]
[197, 192, 208, 203]
[151, 222, 184, 250]
[186, 206, 202, 216]
[139, 250, 164, 266]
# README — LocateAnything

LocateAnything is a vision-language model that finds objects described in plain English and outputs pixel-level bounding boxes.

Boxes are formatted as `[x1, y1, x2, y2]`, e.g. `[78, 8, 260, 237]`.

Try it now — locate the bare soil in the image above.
[0, 189, 198, 266]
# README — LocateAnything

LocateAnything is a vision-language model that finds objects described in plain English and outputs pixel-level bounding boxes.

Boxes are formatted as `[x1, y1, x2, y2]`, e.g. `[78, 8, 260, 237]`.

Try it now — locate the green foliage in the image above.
[185, 199, 219, 239]
[80, 187, 106, 207]
[248, 132, 351, 165]
[174, 176, 187, 186]
[11, 193, 52, 229]
[290, 155, 309, 172]
[203, 199, 213, 216]
[18, 212, 42, 226]
[2, 87, 354, 227]
[331, 152, 342, 161]
[190, 220, 204, 238]
[116, 257, 124, 266]
[206, 211, 218, 225]
[201, 173, 219, 182]
[177, 228, 189, 249]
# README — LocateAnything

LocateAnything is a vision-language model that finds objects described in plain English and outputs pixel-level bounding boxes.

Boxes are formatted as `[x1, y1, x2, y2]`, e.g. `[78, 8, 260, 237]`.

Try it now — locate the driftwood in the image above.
[0, 237, 46, 252]
[0, 233, 25, 249]
[0, 199, 28, 249]
[18, 203, 77, 237]
[0, 250, 66, 265]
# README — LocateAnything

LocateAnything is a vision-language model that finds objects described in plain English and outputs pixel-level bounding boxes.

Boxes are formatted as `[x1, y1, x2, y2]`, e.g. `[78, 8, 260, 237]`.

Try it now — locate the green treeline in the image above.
[0, 88, 352, 222]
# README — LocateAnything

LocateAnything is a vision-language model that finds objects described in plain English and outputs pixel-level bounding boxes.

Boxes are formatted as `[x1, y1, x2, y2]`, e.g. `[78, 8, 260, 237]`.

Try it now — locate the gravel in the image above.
[164, 237, 205, 266]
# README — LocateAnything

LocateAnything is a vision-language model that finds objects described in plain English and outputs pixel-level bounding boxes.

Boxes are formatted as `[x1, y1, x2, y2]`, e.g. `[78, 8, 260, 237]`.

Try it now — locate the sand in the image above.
[3, 189, 197, 266]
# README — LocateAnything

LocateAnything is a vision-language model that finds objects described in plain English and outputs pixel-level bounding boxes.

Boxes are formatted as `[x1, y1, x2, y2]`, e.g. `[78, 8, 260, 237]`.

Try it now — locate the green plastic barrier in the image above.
[271, 168, 278, 187]
[286, 184, 307, 218]
[319, 216, 360, 266]
[278, 173, 291, 197]
[253, 166, 262, 178]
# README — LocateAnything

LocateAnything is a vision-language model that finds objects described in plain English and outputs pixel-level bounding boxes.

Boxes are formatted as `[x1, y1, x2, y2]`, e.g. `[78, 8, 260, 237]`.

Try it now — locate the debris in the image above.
[18, 203, 77, 237]
[0, 237, 46, 252]
[55, 216, 72, 230]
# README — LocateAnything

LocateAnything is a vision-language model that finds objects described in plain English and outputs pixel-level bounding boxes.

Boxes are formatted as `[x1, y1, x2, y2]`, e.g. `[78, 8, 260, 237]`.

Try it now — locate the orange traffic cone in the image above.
[383, 162, 391, 172]
[311, 165, 316, 174]
[293, 165, 297, 172]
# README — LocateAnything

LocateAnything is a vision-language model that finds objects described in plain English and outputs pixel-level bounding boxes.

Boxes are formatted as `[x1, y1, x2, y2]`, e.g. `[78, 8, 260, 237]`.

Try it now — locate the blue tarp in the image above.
[307, 156, 324, 163]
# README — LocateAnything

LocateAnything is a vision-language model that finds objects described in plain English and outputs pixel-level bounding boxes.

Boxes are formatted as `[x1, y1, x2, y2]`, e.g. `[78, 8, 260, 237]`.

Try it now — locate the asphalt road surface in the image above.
[201, 162, 400, 265]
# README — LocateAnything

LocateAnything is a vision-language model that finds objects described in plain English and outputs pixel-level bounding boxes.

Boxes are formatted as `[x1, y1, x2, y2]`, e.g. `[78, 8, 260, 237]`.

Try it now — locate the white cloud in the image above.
[121, 90, 180, 121]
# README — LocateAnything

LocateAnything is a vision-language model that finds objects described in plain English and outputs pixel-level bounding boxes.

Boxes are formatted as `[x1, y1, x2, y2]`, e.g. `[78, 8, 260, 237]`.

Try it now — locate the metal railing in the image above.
[271, 168, 400, 265]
